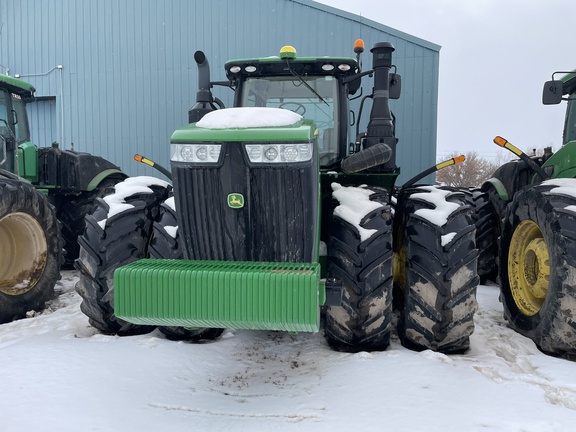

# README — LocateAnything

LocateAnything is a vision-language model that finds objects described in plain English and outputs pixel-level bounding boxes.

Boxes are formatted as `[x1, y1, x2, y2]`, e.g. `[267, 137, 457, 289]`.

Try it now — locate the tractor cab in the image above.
[542, 70, 576, 145]
[0, 74, 35, 174]
[224, 46, 360, 167]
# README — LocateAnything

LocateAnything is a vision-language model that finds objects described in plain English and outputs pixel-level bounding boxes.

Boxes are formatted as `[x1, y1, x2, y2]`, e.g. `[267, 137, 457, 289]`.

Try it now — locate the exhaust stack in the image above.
[188, 51, 217, 123]
[341, 42, 398, 174]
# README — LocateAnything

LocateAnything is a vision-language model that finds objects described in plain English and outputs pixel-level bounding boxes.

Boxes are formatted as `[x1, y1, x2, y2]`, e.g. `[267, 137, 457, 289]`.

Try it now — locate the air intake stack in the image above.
[188, 51, 218, 123]
[341, 42, 398, 174]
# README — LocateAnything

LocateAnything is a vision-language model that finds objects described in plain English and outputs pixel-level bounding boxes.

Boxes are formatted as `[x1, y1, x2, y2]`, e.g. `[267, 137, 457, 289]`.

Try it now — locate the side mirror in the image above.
[542, 80, 563, 105]
[389, 73, 401, 100]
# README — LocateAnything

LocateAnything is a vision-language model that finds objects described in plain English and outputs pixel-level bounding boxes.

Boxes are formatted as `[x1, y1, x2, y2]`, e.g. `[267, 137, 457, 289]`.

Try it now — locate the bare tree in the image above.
[436, 151, 500, 188]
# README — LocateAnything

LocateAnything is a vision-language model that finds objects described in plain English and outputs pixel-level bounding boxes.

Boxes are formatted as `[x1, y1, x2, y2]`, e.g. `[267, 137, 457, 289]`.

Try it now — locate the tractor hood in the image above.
[171, 107, 317, 143]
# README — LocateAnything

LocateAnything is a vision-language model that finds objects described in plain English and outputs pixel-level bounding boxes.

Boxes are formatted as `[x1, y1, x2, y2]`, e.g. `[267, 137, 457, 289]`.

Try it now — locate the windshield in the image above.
[240, 75, 339, 166]
[564, 93, 576, 145]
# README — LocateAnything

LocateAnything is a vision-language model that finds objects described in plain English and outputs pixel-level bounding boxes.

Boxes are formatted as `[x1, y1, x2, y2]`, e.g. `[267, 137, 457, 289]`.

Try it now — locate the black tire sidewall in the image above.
[500, 185, 569, 339]
[0, 179, 62, 322]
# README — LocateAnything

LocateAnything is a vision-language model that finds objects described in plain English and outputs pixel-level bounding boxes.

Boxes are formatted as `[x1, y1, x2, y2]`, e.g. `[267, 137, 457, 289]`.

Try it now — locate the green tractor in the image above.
[0, 74, 126, 323]
[76, 41, 479, 353]
[476, 70, 576, 358]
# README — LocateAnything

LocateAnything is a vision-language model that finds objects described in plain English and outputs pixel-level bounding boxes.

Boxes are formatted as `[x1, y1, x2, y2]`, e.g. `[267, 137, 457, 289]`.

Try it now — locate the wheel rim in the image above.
[0, 212, 48, 295]
[508, 219, 550, 316]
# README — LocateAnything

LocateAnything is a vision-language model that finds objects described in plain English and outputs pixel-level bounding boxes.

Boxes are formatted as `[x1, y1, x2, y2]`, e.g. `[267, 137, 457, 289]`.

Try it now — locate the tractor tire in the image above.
[56, 175, 124, 267]
[0, 179, 62, 323]
[149, 197, 224, 342]
[499, 181, 576, 358]
[324, 186, 394, 352]
[75, 177, 170, 335]
[447, 187, 500, 284]
[394, 186, 479, 354]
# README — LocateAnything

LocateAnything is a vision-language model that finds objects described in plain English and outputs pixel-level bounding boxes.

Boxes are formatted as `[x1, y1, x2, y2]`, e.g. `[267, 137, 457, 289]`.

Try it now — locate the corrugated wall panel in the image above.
[1, 0, 439, 183]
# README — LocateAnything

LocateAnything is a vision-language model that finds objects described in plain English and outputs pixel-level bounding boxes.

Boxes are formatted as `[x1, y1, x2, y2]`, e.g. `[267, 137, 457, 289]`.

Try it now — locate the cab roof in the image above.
[0, 74, 35, 100]
[224, 55, 358, 81]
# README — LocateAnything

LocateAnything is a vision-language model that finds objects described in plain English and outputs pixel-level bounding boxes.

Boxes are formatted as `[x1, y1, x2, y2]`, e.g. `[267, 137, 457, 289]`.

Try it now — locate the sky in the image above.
[316, 0, 575, 161]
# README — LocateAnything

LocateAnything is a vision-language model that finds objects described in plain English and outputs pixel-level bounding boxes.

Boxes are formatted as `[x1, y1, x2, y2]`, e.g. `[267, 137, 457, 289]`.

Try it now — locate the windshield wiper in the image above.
[285, 59, 329, 106]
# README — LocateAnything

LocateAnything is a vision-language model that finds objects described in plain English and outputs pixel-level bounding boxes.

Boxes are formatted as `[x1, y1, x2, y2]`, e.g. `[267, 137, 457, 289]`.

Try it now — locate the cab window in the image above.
[11, 95, 30, 144]
[241, 75, 339, 166]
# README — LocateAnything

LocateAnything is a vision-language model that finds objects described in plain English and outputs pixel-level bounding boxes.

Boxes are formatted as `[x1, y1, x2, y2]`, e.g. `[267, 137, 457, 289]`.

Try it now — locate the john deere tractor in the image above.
[0, 74, 126, 323]
[475, 70, 576, 358]
[76, 41, 479, 353]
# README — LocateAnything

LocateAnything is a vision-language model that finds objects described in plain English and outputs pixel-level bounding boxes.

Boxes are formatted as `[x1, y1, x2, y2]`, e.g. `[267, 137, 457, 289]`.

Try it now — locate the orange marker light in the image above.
[453, 155, 466, 164]
[493, 136, 507, 147]
[134, 154, 143, 162]
[354, 39, 365, 54]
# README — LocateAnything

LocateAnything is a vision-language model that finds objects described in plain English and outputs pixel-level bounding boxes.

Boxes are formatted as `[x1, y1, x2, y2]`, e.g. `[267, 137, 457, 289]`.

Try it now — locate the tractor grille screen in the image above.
[172, 145, 318, 263]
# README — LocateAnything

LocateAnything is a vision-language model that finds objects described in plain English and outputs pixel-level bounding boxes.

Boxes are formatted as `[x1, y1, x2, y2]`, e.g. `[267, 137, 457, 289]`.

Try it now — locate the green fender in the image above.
[482, 177, 509, 201]
[86, 169, 127, 192]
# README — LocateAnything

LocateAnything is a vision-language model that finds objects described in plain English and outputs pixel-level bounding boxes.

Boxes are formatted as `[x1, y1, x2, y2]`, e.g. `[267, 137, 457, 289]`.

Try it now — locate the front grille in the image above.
[172, 144, 318, 263]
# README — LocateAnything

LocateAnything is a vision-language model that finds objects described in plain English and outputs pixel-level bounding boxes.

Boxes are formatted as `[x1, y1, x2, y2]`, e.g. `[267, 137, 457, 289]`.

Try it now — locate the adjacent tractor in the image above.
[76, 41, 479, 353]
[476, 70, 576, 358]
[0, 74, 126, 323]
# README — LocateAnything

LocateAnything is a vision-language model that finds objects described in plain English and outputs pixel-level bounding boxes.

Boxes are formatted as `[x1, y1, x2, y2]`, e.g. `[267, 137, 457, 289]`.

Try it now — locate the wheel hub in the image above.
[0, 212, 47, 296]
[508, 220, 550, 316]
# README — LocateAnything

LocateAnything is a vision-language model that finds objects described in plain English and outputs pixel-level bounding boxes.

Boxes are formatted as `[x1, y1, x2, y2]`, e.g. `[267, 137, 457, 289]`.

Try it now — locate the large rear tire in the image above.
[56, 175, 124, 266]
[394, 186, 479, 354]
[75, 177, 170, 335]
[500, 180, 576, 358]
[149, 197, 224, 342]
[451, 187, 501, 284]
[323, 186, 394, 352]
[0, 179, 62, 323]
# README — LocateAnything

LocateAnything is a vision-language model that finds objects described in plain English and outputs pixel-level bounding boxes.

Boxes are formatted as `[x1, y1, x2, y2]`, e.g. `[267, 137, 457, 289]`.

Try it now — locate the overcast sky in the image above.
[317, 0, 575, 161]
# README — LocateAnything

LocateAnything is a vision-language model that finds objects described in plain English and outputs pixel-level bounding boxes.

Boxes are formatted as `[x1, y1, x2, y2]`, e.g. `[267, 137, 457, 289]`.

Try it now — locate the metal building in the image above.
[0, 0, 440, 182]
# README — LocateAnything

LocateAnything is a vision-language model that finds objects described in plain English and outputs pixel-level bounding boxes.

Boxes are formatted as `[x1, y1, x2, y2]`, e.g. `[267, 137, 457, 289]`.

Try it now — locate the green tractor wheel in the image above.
[0, 179, 62, 323]
[393, 186, 479, 354]
[500, 181, 576, 357]
[75, 177, 171, 335]
[149, 198, 224, 342]
[323, 187, 394, 352]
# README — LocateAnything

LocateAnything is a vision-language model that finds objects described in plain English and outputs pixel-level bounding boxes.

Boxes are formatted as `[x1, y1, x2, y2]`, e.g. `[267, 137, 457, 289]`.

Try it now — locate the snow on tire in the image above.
[394, 186, 479, 354]
[0, 179, 62, 323]
[149, 197, 224, 342]
[499, 179, 576, 358]
[324, 184, 394, 352]
[75, 176, 171, 335]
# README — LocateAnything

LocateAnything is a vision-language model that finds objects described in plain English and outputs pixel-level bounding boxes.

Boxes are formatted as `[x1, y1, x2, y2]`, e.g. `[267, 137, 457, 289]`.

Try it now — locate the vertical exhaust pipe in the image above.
[365, 42, 397, 170]
[188, 51, 217, 123]
[341, 42, 398, 174]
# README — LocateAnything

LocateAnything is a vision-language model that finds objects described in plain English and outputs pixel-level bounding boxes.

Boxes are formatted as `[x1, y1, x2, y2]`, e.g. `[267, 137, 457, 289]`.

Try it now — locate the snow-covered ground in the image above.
[1, 271, 575, 432]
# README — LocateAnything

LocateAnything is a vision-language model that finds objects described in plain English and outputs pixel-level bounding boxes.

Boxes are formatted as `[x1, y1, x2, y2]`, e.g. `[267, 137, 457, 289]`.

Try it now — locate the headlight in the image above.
[171, 144, 222, 163]
[245, 143, 313, 163]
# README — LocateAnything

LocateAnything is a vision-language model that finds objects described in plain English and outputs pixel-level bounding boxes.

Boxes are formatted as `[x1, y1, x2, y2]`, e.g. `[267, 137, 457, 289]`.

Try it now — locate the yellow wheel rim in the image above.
[508, 219, 550, 316]
[0, 212, 47, 295]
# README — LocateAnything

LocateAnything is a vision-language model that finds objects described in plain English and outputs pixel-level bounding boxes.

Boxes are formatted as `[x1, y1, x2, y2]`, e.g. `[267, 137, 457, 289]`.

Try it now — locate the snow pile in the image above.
[162, 196, 178, 239]
[441, 232, 457, 246]
[2, 273, 576, 432]
[98, 176, 170, 229]
[331, 183, 384, 242]
[543, 179, 576, 214]
[196, 107, 302, 129]
[411, 186, 460, 227]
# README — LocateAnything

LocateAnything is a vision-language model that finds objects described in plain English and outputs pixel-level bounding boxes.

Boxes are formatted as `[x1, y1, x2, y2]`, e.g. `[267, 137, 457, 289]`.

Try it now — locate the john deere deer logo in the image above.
[227, 193, 244, 209]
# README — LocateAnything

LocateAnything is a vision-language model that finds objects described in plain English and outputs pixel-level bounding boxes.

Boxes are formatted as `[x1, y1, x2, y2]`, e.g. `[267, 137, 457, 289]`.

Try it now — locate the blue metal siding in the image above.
[0, 0, 439, 183]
